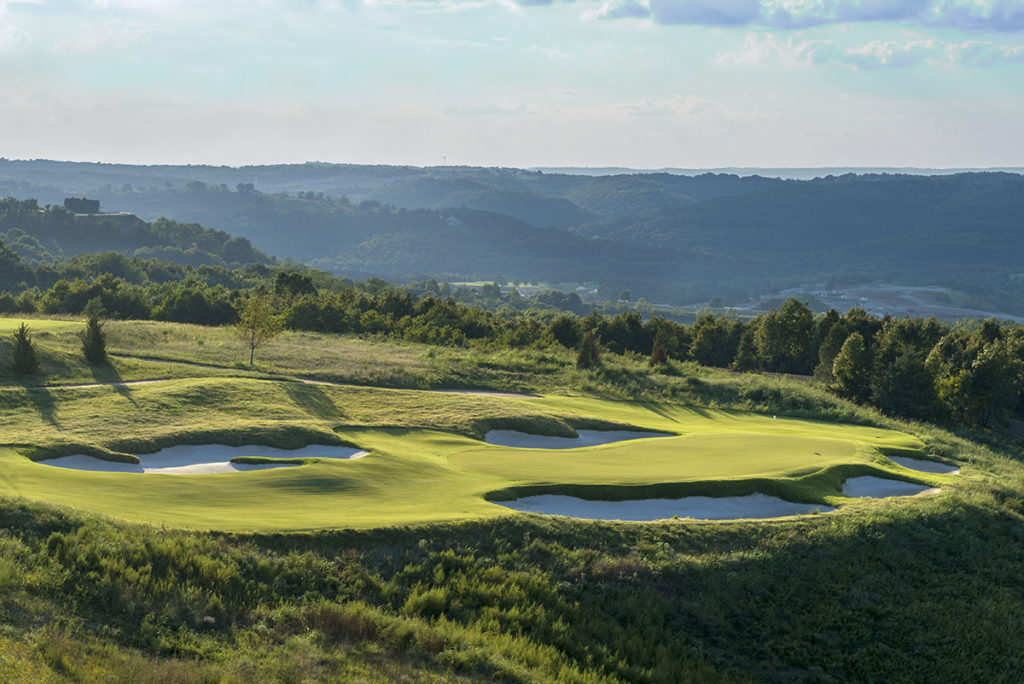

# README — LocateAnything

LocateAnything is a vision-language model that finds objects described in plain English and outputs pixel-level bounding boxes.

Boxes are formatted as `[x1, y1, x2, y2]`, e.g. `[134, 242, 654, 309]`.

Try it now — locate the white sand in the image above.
[888, 455, 959, 475]
[38, 444, 367, 475]
[496, 493, 833, 521]
[484, 429, 674, 449]
[842, 476, 937, 498]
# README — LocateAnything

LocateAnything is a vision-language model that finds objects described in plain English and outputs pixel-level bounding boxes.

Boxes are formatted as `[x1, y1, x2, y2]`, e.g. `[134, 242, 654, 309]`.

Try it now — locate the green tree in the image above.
[235, 295, 284, 365]
[832, 333, 872, 402]
[273, 271, 318, 299]
[814, 321, 848, 383]
[576, 330, 601, 370]
[755, 298, 815, 375]
[548, 314, 582, 349]
[732, 329, 762, 371]
[11, 322, 40, 375]
[965, 340, 1022, 427]
[871, 347, 934, 419]
[690, 314, 739, 368]
[80, 314, 108, 365]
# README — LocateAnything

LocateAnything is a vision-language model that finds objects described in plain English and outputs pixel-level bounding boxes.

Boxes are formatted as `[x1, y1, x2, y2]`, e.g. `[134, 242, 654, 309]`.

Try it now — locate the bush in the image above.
[81, 314, 108, 365]
[11, 322, 40, 374]
[649, 342, 668, 366]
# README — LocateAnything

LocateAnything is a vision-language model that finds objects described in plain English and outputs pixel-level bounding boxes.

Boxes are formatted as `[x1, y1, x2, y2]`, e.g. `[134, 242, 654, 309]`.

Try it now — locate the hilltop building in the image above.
[64, 197, 100, 214]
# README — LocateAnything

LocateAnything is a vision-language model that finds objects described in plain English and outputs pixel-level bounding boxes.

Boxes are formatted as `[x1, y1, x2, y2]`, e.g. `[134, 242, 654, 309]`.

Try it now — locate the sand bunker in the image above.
[38, 444, 368, 475]
[496, 493, 832, 521]
[889, 455, 959, 475]
[484, 429, 673, 449]
[842, 476, 937, 498]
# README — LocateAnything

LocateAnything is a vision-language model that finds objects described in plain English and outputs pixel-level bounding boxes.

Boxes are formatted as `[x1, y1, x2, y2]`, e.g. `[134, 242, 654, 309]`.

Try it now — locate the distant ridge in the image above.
[532, 166, 1024, 180]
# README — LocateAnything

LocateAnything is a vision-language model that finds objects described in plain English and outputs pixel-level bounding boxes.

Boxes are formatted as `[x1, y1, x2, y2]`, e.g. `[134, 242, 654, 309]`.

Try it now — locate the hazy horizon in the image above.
[3, 157, 1024, 181]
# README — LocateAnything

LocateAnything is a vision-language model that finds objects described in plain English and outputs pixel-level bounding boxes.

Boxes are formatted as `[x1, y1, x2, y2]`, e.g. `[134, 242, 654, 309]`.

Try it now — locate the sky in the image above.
[1, 0, 1022, 168]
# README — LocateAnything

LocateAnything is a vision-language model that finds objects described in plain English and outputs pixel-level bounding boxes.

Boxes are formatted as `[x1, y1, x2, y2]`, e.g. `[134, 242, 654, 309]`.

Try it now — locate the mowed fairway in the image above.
[0, 374, 948, 531]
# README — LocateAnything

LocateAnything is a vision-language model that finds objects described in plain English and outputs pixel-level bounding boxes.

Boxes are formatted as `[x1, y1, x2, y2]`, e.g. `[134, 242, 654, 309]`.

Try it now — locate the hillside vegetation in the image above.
[0, 315, 1023, 681]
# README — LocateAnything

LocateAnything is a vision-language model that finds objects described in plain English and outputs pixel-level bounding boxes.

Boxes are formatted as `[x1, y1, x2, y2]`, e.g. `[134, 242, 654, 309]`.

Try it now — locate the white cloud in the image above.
[945, 38, 1024, 63]
[0, 1, 31, 51]
[842, 38, 939, 67]
[582, 0, 651, 20]
[718, 30, 1024, 67]
[529, 43, 572, 58]
[717, 31, 838, 65]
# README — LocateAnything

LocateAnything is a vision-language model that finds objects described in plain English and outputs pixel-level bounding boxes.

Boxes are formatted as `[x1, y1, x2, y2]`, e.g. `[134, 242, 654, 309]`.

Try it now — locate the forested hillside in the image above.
[2, 161, 1023, 312]
[0, 198, 273, 270]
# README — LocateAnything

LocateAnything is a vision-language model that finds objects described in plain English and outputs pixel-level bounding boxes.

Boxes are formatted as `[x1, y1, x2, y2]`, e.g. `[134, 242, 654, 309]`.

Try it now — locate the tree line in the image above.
[3, 264, 1021, 429]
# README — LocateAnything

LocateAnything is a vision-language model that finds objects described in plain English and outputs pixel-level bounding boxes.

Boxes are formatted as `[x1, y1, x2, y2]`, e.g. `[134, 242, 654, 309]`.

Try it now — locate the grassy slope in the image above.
[0, 318, 967, 532]
[1, 317, 1023, 681]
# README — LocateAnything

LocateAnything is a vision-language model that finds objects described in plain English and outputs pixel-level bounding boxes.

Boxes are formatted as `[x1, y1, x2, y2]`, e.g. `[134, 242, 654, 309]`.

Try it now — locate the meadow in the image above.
[1, 315, 1023, 680]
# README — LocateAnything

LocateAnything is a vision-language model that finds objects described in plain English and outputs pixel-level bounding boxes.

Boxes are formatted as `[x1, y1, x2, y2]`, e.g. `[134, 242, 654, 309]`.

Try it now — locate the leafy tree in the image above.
[965, 340, 1022, 427]
[871, 347, 934, 419]
[235, 295, 284, 365]
[814, 321, 848, 383]
[755, 298, 815, 374]
[576, 330, 601, 370]
[690, 314, 739, 368]
[832, 333, 872, 402]
[548, 314, 582, 349]
[11, 322, 40, 374]
[598, 311, 646, 354]
[80, 314, 108, 365]
[274, 271, 318, 299]
[732, 329, 762, 371]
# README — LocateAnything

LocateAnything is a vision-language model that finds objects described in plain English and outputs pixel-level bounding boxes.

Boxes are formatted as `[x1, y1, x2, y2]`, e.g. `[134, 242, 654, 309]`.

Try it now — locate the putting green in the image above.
[0, 376, 946, 531]
[451, 433, 869, 483]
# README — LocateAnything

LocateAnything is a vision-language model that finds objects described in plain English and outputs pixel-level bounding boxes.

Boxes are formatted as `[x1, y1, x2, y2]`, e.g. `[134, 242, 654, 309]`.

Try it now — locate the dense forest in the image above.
[2, 162, 1023, 312]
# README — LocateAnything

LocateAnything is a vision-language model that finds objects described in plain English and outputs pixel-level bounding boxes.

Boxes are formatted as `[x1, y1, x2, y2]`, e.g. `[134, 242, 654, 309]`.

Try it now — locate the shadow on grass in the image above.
[20, 384, 60, 427]
[635, 400, 692, 422]
[89, 361, 138, 407]
[283, 380, 345, 421]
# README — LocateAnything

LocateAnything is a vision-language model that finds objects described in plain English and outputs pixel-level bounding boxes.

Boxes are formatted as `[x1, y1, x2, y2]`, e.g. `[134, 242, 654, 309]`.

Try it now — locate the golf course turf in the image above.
[2, 316, 1022, 682]
[0, 368, 955, 531]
